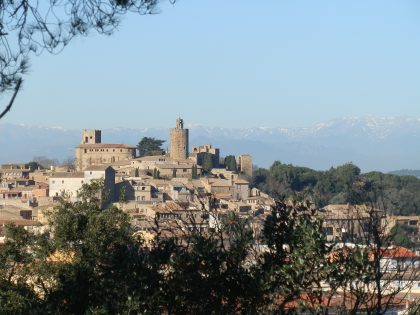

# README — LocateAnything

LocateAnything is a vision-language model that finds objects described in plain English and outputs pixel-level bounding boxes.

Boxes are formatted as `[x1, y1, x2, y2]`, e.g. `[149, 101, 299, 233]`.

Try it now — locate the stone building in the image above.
[0, 164, 30, 180]
[49, 166, 116, 203]
[75, 129, 136, 171]
[170, 118, 189, 160]
[190, 144, 220, 168]
[238, 154, 253, 177]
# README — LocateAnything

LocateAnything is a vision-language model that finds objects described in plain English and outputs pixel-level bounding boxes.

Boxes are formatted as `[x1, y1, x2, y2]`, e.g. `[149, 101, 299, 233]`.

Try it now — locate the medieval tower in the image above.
[82, 129, 101, 144]
[238, 154, 253, 177]
[170, 118, 189, 160]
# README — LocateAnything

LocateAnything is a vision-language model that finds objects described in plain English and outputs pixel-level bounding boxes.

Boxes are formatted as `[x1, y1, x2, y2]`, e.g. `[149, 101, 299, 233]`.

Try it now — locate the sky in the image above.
[2, 0, 420, 129]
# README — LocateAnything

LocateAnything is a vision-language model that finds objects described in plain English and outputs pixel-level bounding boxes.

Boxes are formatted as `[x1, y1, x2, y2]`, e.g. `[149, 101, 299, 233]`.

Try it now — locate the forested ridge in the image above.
[252, 162, 420, 215]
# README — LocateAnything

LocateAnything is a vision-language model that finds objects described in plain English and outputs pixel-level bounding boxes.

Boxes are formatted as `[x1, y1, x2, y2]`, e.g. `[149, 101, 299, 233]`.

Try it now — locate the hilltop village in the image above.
[4, 119, 420, 312]
[0, 118, 273, 239]
[2, 118, 420, 244]
[2, 118, 420, 246]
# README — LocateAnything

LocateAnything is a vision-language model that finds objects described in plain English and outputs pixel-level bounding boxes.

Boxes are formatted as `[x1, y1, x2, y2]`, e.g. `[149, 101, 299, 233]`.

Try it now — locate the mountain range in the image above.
[1, 117, 420, 172]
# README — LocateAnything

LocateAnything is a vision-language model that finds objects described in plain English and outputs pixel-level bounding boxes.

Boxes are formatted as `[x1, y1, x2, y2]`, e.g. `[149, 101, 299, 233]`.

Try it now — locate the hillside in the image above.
[252, 162, 420, 215]
[389, 169, 420, 178]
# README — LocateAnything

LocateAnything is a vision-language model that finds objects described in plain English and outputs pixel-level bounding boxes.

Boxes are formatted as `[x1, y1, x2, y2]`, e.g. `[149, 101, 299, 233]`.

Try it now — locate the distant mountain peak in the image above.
[2, 116, 420, 171]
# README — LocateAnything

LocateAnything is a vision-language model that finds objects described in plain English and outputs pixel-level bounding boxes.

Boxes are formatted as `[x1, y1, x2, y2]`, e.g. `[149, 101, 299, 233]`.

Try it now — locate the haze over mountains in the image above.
[1, 116, 420, 172]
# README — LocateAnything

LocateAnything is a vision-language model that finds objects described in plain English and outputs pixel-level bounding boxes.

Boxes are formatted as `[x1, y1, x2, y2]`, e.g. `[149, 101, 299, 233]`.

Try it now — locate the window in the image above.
[52, 180, 55, 184]
[142, 187, 145, 191]
[62, 180, 64, 184]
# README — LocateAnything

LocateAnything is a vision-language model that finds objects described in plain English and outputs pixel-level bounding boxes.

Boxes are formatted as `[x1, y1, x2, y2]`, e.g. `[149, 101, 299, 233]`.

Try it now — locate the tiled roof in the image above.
[77, 144, 136, 149]
[51, 172, 84, 178]
[381, 246, 419, 259]
[84, 165, 113, 171]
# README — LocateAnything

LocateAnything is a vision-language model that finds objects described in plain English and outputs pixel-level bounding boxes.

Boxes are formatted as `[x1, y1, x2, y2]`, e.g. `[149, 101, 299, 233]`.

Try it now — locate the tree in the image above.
[224, 155, 237, 172]
[32, 156, 59, 169]
[201, 153, 214, 173]
[137, 137, 165, 157]
[252, 161, 420, 215]
[61, 157, 76, 170]
[1, 181, 419, 314]
[0, 1, 175, 119]
[28, 161, 43, 172]
[191, 164, 198, 179]
[389, 224, 416, 249]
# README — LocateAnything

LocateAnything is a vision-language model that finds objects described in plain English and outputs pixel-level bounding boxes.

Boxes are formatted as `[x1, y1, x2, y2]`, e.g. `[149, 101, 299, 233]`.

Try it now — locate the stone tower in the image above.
[82, 129, 101, 144]
[170, 118, 189, 160]
[238, 154, 253, 177]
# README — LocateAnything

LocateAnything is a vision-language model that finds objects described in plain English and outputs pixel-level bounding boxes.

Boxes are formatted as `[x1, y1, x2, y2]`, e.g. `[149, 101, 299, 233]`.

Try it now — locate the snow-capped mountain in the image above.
[1, 117, 420, 172]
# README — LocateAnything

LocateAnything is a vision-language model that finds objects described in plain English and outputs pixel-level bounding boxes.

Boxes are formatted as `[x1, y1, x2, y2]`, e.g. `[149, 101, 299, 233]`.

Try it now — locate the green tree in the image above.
[191, 164, 198, 179]
[224, 155, 237, 172]
[28, 161, 42, 172]
[201, 153, 214, 173]
[1, 181, 418, 314]
[0, 224, 42, 314]
[137, 137, 165, 157]
[389, 224, 416, 249]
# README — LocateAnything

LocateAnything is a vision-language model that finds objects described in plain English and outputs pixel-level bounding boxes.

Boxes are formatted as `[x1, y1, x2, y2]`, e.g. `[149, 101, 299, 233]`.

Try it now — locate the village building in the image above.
[190, 144, 220, 168]
[237, 154, 253, 177]
[0, 163, 30, 180]
[75, 129, 136, 171]
[49, 166, 116, 203]
[320, 204, 385, 242]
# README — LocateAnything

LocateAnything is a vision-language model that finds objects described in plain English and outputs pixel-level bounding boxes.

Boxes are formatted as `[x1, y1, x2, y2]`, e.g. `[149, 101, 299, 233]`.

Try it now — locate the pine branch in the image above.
[0, 78, 22, 120]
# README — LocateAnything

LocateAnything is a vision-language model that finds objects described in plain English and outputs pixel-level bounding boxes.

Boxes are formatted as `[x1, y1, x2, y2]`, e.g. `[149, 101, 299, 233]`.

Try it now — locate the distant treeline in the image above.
[252, 162, 420, 215]
[389, 169, 420, 178]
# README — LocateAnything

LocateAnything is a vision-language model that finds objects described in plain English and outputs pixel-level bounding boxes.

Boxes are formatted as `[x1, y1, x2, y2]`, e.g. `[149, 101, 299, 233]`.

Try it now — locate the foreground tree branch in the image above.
[0, 0, 176, 119]
[0, 78, 22, 120]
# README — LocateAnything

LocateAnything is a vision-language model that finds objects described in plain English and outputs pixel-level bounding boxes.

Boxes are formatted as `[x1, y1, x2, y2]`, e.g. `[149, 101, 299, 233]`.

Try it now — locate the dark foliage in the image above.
[253, 161, 420, 215]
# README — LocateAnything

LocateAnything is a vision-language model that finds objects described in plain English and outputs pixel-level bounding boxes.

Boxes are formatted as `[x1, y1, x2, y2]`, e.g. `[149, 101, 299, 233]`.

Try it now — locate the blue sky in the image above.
[3, 0, 420, 129]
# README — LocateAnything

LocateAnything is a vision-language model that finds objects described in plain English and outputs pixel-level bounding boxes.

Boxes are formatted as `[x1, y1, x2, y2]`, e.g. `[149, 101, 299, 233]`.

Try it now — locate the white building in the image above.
[49, 166, 115, 202]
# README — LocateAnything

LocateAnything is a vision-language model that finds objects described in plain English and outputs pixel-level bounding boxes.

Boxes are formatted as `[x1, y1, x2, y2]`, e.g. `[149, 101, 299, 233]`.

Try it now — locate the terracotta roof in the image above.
[133, 155, 167, 161]
[84, 165, 114, 171]
[51, 172, 84, 179]
[0, 169, 30, 172]
[152, 201, 190, 212]
[77, 144, 135, 149]
[381, 246, 419, 259]
[208, 179, 232, 187]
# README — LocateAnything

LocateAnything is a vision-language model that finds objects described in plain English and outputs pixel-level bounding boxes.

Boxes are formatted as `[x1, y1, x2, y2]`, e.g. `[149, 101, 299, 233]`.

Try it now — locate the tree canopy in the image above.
[252, 161, 420, 215]
[136, 137, 165, 157]
[224, 155, 237, 172]
[1, 181, 418, 314]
